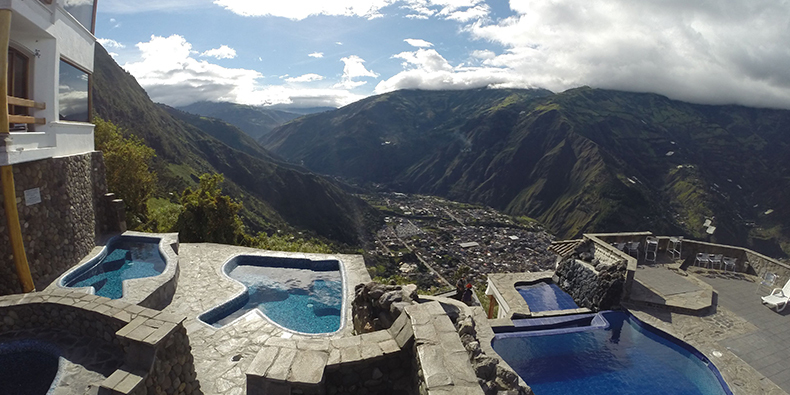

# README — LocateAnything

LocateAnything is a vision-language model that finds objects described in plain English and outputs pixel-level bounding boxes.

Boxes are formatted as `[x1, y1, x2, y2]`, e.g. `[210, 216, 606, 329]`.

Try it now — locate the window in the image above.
[59, 60, 90, 122]
[8, 48, 29, 130]
[63, 0, 97, 33]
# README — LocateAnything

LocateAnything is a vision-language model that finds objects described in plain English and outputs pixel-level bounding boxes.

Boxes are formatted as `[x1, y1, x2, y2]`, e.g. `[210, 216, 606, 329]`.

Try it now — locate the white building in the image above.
[2, 0, 97, 165]
[0, 0, 104, 295]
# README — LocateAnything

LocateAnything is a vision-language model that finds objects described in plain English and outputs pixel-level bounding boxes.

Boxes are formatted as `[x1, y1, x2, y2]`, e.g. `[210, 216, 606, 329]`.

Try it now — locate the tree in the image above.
[176, 173, 244, 244]
[94, 117, 157, 228]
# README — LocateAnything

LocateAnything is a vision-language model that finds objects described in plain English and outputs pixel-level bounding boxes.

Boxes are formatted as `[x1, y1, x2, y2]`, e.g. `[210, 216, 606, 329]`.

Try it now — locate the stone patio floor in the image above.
[627, 268, 790, 395]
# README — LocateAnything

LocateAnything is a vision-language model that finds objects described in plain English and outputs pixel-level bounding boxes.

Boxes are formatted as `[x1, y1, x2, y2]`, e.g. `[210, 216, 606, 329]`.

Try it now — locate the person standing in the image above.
[462, 283, 473, 305]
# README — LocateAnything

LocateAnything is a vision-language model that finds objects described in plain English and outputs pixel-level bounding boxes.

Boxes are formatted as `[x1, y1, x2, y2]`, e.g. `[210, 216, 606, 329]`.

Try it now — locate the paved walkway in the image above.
[696, 271, 790, 393]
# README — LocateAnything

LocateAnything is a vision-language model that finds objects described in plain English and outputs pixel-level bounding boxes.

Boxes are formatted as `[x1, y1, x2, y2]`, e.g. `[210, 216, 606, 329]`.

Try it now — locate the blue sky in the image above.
[96, 0, 790, 110]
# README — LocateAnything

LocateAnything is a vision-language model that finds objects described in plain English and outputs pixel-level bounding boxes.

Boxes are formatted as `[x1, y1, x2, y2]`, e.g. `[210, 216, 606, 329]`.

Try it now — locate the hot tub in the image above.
[0, 340, 63, 395]
[515, 280, 579, 312]
[199, 255, 345, 334]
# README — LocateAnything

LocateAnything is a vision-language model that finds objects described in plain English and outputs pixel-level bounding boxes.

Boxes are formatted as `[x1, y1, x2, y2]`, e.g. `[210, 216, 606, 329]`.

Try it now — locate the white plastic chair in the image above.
[668, 236, 683, 260]
[762, 278, 790, 312]
[756, 272, 777, 295]
[722, 256, 737, 272]
[645, 236, 658, 262]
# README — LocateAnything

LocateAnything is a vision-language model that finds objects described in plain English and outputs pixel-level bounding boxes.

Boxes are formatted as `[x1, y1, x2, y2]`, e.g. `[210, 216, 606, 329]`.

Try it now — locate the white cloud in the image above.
[471, 49, 496, 60]
[286, 73, 325, 83]
[213, 0, 397, 20]
[308, 52, 324, 58]
[210, 0, 489, 21]
[122, 35, 361, 108]
[99, 0, 211, 13]
[443, 4, 489, 22]
[404, 39, 433, 48]
[334, 55, 379, 89]
[200, 45, 237, 59]
[461, 0, 790, 109]
[402, 0, 489, 21]
[98, 38, 125, 49]
[108, 52, 119, 58]
[376, 48, 524, 93]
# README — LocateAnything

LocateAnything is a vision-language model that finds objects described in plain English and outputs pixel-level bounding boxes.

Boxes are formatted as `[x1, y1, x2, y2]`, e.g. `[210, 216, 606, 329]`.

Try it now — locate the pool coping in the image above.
[195, 251, 351, 337]
[49, 231, 179, 310]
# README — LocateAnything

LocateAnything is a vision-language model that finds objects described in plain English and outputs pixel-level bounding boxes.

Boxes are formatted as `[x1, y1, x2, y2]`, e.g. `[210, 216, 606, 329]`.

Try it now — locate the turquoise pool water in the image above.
[62, 237, 165, 299]
[200, 256, 343, 333]
[516, 281, 579, 312]
[493, 311, 731, 395]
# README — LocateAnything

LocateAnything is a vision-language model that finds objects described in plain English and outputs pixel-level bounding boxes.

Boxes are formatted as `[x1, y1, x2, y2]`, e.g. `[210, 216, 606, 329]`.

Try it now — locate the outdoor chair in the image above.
[694, 253, 711, 268]
[761, 278, 790, 312]
[709, 254, 723, 270]
[668, 236, 683, 260]
[756, 272, 777, 295]
[626, 242, 640, 257]
[645, 236, 659, 262]
[722, 256, 737, 272]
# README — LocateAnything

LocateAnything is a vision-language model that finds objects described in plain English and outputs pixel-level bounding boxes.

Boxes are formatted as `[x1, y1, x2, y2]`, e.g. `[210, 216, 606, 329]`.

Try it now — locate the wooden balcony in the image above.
[7, 95, 46, 126]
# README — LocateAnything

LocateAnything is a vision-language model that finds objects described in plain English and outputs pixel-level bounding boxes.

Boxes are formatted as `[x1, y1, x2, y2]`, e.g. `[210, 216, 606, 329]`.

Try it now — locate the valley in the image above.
[361, 192, 557, 294]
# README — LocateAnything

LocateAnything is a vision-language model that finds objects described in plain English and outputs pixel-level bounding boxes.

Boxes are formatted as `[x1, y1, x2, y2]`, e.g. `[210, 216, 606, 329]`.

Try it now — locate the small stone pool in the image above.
[492, 311, 732, 395]
[0, 340, 62, 395]
[59, 235, 167, 299]
[515, 280, 579, 312]
[199, 255, 344, 334]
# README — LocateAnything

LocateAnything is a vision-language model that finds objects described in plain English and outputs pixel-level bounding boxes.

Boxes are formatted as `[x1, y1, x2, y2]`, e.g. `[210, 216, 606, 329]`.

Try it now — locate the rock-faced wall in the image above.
[0, 152, 111, 295]
[555, 240, 627, 311]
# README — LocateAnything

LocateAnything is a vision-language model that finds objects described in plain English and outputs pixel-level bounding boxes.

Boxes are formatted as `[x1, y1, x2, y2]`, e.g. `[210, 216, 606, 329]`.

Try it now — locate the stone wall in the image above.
[0, 152, 114, 295]
[352, 282, 419, 333]
[0, 289, 200, 395]
[554, 240, 628, 311]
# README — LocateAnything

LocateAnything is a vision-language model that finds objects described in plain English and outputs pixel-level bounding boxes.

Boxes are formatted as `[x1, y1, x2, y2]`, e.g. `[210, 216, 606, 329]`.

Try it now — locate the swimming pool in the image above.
[0, 340, 62, 395]
[199, 255, 344, 334]
[60, 236, 166, 299]
[492, 311, 731, 395]
[516, 281, 579, 312]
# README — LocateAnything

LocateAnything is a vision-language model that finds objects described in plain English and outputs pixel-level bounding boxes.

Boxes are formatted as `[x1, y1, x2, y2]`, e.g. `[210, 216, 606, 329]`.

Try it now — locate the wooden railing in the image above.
[7, 95, 46, 126]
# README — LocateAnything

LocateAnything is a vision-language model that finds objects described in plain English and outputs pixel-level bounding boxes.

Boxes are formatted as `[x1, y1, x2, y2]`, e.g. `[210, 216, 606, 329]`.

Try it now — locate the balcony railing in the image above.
[7, 95, 46, 126]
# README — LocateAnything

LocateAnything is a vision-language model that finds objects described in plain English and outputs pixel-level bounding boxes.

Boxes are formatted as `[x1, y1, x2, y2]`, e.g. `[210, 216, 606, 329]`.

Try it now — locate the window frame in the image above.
[58, 57, 93, 123]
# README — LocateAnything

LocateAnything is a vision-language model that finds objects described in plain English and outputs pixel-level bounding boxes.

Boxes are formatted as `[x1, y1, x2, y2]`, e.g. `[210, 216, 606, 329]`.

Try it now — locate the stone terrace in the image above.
[697, 271, 790, 393]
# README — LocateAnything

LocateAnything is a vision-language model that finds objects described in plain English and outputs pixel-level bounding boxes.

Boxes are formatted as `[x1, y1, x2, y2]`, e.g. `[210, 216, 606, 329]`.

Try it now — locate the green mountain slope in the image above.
[177, 101, 303, 141]
[262, 88, 790, 256]
[92, 44, 373, 245]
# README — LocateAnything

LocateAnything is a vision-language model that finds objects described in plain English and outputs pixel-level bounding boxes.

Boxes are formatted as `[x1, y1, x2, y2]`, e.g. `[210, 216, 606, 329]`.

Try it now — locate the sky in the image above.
[96, 0, 790, 110]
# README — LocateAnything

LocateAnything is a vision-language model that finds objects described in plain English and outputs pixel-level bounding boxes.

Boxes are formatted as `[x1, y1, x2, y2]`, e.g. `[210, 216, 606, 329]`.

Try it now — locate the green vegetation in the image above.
[176, 174, 244, 244]
[146, 198, 183, 233]
[245, 232, 332, 254]
[94, 117, 157, 229]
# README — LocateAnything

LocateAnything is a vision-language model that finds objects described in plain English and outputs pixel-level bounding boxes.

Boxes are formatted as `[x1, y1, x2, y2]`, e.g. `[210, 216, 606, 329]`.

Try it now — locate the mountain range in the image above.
[248, 88, 790, 257]
[177, 101, 306, 141]
[92, 45, 374, 245]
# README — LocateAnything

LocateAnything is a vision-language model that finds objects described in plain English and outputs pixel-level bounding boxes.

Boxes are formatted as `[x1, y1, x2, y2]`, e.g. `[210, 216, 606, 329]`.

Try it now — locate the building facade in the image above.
[0, 0, 114, 295]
